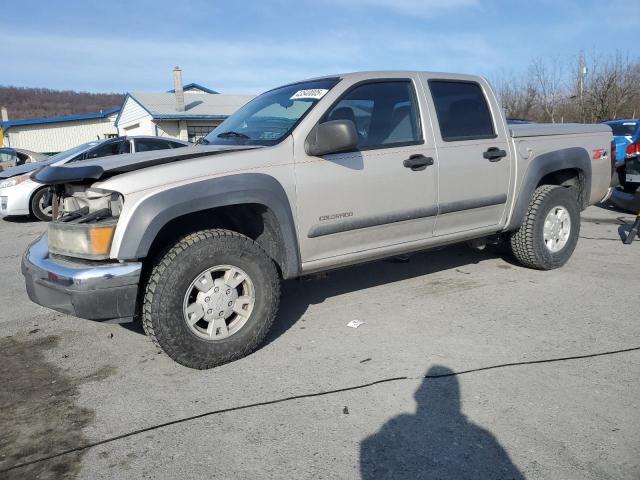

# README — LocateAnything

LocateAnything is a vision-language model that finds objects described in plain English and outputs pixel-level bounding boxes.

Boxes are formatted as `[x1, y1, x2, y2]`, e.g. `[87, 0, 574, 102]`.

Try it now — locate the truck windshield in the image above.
[203, 78, 340, 146]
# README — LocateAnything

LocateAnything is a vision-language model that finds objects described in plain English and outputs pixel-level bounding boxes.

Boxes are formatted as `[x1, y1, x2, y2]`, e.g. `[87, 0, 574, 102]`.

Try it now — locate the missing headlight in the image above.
[60, 187, 123, 219]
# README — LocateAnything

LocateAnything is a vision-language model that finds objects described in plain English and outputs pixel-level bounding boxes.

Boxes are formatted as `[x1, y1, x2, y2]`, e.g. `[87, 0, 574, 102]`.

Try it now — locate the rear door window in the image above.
[428, 80, 496, 141]
[135, 139, 175, 152]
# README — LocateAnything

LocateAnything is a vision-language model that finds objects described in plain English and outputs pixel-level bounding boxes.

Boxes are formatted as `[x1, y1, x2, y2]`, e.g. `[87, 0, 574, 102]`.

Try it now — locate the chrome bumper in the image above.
[22, 234, 142, 320]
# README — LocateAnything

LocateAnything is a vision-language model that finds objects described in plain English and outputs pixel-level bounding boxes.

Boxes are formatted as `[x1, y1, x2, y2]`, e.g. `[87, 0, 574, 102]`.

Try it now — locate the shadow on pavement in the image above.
[1, 215, 41, 224]
[120, 244, 509, 340]
[360, 365, 525, 480]
[264, 245, 508, 346]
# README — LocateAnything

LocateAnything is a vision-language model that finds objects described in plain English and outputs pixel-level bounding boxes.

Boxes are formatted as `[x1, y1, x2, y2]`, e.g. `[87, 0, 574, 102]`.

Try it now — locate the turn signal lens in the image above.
[89, 226, 116, 257]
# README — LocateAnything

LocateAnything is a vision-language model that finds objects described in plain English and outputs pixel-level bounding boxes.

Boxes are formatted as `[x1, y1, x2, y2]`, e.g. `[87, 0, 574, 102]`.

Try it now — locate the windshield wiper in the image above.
[217, 131, 250, 139]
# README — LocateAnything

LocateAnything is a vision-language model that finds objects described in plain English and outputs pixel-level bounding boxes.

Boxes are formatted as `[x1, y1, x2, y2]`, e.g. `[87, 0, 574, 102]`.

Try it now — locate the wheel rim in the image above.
[182, 265, 255, 341]
[543, 206, 571, 253]
[39, 195, 52, 217]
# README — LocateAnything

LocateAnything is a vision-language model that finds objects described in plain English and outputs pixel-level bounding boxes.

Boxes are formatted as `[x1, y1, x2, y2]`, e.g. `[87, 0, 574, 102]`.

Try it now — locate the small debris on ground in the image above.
[360, 358, 372, 363]
[342, 406, 349, 415]
[108, 332, 114, 339]
[28, 328, 40, 335]
[346, 320, 364, 329]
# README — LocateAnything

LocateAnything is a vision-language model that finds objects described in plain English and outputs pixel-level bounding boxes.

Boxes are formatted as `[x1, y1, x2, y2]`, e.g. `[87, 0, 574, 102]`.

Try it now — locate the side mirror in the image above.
[305, 119, 358, 156]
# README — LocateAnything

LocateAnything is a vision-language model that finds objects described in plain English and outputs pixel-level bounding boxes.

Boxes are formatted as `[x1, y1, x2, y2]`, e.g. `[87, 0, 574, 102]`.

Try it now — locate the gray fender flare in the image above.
[506, 147, 592, 231]
[117, 173, 301, 278]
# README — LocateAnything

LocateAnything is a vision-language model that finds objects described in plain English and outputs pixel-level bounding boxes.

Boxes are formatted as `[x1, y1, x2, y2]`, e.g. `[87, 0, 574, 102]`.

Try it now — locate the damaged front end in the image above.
[48, 186, 124, 260]
[22, 166, 142, 320]
[33, 165, 123, 260]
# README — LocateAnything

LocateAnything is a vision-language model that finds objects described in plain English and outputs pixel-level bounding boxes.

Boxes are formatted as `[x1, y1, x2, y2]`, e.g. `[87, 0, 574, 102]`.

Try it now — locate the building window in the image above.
[187, 125, 217, 143]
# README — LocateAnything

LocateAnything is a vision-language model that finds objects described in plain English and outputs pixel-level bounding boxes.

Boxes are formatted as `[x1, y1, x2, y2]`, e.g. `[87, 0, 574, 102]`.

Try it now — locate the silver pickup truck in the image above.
[23, 71, 613, 369]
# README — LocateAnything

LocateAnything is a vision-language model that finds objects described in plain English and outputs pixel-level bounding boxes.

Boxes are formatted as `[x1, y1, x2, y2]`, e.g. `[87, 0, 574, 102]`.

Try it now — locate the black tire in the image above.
[30, 188, 53, 222]
[142, 229, 281, 369]
[509, 185, 580, 270]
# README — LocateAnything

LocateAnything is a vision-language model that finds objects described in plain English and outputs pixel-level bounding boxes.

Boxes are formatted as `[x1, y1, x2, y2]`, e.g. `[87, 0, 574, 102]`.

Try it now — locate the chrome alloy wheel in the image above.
[183, 265, 255, 340]
[543, 206, 571, 253]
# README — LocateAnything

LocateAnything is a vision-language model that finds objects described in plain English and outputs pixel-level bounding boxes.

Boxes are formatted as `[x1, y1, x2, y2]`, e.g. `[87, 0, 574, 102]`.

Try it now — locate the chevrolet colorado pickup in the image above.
[22, 71, 613, 369]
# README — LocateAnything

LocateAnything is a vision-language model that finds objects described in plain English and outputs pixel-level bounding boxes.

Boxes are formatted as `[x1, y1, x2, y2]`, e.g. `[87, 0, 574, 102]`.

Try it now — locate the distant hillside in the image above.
[0, 86, 125, 121]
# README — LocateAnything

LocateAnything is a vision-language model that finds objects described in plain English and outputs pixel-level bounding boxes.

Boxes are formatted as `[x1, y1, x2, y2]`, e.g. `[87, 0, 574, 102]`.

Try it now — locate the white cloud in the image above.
[4, 27, 502, 93]
[318, 0, 480, 17]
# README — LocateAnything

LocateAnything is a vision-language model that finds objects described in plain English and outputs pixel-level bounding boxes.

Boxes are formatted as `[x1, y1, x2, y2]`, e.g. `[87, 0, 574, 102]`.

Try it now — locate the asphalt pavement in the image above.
[0, 205, 638, 479]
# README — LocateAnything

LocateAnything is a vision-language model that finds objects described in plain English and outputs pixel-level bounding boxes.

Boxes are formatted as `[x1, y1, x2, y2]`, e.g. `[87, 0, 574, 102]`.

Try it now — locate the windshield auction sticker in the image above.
[290, 89, 329, 100]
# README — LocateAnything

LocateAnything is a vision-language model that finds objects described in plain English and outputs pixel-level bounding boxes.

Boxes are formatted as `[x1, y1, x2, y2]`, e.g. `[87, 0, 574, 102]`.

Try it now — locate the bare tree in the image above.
[530, 56, 565, 123]
[495, 73, 538, 121]
[580, 53, 640, 122]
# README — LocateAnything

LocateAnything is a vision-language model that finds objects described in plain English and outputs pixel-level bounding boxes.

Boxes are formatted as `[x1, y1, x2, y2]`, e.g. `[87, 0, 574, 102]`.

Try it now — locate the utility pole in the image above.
[578, 52, 587, 123]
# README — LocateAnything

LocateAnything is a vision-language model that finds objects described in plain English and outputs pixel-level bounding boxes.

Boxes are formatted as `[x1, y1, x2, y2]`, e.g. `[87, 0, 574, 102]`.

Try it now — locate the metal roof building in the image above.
[0, 108, 120, 153]
[115, 69, 254, 143]
[0, 69, 254, 152]
[115, 92, 253, 143]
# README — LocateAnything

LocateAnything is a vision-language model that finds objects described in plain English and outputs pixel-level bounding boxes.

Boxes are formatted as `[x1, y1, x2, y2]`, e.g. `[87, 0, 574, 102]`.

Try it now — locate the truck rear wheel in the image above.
[509, 185, 580, 270]
[142, 229, 281, 369]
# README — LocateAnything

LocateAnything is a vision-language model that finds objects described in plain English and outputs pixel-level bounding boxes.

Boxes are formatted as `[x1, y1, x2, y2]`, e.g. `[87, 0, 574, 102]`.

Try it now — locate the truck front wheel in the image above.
[509, 185, 580, 270]
[142, 229, 281, 369]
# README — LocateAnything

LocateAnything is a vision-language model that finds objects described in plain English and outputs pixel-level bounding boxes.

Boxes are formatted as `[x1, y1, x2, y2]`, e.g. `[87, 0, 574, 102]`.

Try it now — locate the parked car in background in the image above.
[0, 136, 190, 220]
[0, 148, 47, 172]
[603, 119, 640, 167]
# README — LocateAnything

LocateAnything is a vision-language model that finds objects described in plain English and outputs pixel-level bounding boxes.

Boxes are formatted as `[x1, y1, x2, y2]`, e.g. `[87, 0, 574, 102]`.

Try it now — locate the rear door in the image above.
[422, 76, 511, 236]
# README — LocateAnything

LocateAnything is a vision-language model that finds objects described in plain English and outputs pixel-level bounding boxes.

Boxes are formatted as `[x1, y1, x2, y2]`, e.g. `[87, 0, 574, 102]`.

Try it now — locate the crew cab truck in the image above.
[22, 71, 613, 369]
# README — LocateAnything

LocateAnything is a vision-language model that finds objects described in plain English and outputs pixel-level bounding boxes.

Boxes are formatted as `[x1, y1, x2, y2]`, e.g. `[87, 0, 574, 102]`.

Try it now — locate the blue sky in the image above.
[3, 0, 638, 94]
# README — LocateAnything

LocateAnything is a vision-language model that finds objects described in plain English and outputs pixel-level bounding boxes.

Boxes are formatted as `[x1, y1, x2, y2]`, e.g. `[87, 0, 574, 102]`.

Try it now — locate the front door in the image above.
[423, 77, 511, 236]
[294, 79, 439, 264]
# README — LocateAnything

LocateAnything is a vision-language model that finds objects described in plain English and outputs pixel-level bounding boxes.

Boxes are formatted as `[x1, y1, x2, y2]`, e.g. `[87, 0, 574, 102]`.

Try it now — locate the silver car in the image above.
[0, 147, 48, 173]
[0, 136, 189, 220]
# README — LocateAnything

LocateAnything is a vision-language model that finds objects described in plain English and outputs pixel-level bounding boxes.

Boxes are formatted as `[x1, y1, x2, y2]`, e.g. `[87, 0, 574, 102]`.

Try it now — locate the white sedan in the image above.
[0, 136, 189, 221]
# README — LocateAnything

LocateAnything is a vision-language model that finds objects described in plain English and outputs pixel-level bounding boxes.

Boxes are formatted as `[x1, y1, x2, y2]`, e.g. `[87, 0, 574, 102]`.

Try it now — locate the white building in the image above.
[0, 68, 254, 152]
[115, 83, 254, 143]
[0, 108, 119, 153]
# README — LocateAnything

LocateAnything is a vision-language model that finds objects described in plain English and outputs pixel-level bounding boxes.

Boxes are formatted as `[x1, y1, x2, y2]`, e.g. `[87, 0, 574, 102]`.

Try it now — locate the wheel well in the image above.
[146, 204, 288, 275]
[537, 168, 587, 209]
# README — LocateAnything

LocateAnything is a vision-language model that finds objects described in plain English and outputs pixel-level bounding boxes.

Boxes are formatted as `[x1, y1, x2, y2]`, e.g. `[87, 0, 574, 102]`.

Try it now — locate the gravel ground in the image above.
[0, 205, 638, 479]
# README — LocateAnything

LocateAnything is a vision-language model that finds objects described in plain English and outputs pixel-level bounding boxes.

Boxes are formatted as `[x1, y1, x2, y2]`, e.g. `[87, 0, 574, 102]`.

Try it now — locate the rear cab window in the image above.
[428, 80, 496, 142]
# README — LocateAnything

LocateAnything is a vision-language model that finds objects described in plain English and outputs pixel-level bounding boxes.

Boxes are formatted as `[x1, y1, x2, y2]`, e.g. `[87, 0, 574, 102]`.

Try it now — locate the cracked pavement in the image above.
[0, 204, 639, 479]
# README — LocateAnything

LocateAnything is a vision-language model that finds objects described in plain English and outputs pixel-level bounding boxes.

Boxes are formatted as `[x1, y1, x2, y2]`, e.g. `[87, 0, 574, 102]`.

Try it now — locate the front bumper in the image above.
[22, 234, 142, 320]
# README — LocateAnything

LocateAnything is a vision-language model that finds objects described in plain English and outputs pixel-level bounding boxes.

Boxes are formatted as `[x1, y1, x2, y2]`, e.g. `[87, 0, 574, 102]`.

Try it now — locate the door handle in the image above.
[403, 154, 434, 171]
[483, 147, 507, 162]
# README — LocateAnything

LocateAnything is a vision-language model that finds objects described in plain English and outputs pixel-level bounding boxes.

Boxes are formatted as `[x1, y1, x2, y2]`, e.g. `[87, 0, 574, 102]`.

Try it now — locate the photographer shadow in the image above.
[360, 365, 525, 480]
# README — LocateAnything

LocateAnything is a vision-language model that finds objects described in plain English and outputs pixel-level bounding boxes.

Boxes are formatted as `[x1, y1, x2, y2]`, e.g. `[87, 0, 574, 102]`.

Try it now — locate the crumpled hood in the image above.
[31, 144, 264, 185]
